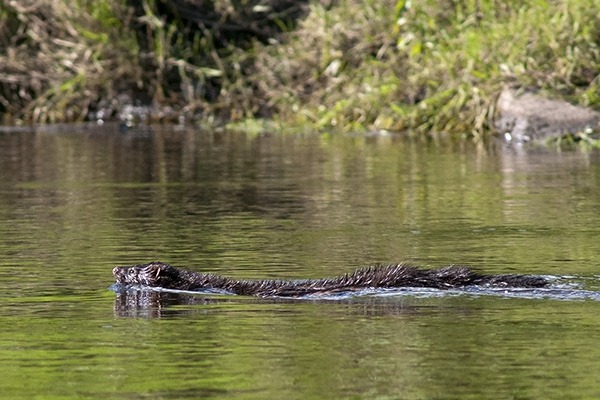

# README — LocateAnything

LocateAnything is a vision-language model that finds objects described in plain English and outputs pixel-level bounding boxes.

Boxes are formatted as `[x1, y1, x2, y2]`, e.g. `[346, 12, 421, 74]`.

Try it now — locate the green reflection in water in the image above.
[0, 126, 600, 398]
[2, 294, 599, 399]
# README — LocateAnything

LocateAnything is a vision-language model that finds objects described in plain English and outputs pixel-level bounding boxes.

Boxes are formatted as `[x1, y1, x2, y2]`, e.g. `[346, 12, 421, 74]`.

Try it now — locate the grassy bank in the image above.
[0, 0, 141, 123]
[1, 0, 599, 137]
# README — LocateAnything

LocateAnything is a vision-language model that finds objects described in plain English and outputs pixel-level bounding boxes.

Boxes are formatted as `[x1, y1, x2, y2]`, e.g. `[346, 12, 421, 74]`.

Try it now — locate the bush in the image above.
[247, 0, 600, 137]
[1, 0, 598, 137]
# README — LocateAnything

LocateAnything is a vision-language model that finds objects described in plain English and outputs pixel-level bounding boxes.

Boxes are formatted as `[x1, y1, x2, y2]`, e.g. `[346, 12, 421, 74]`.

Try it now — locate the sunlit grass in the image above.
[0, 0, 598, 138]
[248, 0, 600, 137]
[0, 0, 139, 123]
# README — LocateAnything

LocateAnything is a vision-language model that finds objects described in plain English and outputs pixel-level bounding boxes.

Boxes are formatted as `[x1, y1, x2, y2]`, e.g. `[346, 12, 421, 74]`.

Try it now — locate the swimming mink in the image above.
[112, 261, 548, 297]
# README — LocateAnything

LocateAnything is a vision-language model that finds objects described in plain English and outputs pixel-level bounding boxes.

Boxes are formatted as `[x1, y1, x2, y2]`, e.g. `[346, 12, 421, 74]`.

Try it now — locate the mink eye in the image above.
[127, 269, 138, 282]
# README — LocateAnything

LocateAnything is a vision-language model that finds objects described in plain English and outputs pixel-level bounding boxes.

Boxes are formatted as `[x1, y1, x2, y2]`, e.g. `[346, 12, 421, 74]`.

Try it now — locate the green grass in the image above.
[0, 0, 598, 138]
[0, 0, 140, 123]
[247, 0, 600, 137]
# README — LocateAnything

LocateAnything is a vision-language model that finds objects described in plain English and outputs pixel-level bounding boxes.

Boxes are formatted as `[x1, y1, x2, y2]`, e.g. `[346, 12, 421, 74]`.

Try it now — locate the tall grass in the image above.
[248, 0, 600, 137]
[0, 0, 141, 123]
[0, 0, 598, 136]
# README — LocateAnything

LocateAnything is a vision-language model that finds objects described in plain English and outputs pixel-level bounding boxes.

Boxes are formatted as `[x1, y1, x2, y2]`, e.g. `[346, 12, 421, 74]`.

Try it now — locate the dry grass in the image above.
[246, 0, 600, 137]
[0, 0, 140, 123]
[0, 0, 599, 137]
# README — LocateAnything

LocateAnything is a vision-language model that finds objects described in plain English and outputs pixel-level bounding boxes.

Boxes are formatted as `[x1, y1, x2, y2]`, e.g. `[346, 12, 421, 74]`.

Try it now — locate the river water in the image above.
[1, 124, 599, 399]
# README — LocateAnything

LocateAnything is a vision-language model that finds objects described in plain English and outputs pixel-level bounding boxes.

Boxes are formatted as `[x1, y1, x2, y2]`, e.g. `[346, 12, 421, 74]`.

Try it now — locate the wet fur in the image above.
[112, 262, 548, 297]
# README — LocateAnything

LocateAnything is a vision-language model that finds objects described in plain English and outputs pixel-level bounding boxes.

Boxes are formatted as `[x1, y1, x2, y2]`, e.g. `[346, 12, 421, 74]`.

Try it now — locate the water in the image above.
[1, 124, 600, 399]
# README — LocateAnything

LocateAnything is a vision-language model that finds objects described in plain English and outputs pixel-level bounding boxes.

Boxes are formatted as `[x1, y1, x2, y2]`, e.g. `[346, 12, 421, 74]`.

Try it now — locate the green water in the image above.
[1, 124, 600, 399]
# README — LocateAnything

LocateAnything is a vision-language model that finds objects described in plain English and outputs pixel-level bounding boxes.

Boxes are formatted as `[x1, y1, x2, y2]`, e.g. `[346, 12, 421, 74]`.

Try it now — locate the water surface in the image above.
[1, 124, 600, 399]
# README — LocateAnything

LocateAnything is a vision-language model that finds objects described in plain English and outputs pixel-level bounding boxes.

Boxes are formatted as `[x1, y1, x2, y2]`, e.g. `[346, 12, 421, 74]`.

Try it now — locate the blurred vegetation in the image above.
[0, 0, 599, 138]
[0, 0, 140, 123]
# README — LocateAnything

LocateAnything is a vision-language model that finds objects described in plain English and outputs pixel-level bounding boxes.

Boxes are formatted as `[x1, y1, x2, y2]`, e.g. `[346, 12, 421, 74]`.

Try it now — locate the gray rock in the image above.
[494, 88, 600, 142]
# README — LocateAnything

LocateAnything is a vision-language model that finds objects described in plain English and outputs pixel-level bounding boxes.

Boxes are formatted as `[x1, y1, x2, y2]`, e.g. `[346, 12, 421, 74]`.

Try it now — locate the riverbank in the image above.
[1, 0, 599, 138]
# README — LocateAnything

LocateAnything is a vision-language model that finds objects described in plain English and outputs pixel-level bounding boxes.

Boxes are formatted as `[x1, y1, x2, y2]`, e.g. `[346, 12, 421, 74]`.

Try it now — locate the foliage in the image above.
[0, 0, 599, 137]
[248, 0, 600, 137]
[0, 0, 140, 123]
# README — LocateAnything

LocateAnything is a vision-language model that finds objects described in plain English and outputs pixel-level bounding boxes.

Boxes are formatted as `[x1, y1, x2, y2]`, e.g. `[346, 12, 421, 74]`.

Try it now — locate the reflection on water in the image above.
[111, 279, 600, 320]
[2, 124, 599, 276]
[1, 124, 600, 399]
[111, 287, 439, 319]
